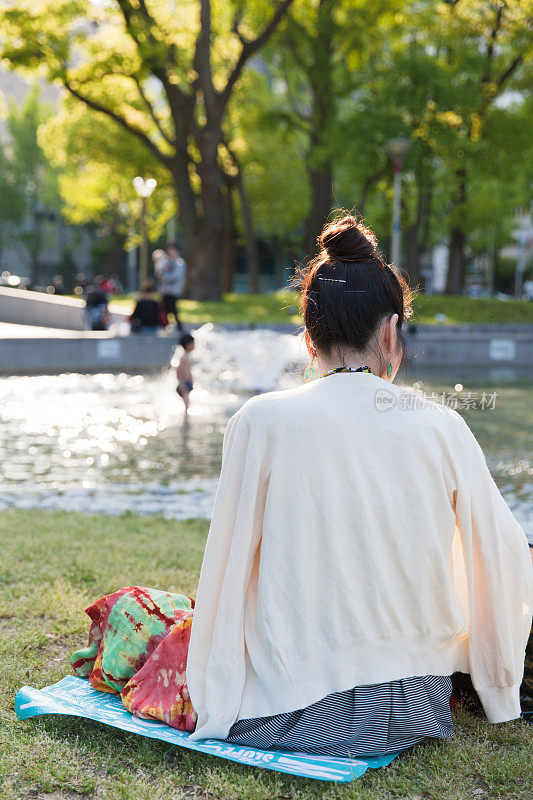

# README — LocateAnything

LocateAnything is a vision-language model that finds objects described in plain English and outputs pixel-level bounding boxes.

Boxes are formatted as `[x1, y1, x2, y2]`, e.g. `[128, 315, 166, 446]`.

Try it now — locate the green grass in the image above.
[411, 295, 533, 326]
[2, 509, 532, 800]
[110, 291, 533, 327]
[110, 290, 301, 326]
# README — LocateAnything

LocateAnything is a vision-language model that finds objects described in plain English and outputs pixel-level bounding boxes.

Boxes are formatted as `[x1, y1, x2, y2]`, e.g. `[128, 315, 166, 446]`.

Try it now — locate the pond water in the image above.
[0, 326, 531, 542]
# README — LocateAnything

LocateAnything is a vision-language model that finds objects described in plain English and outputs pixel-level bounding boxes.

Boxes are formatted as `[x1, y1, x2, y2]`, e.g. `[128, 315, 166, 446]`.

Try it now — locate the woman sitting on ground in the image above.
[72, 214, 532, 757]
[130, 279, 164, 333]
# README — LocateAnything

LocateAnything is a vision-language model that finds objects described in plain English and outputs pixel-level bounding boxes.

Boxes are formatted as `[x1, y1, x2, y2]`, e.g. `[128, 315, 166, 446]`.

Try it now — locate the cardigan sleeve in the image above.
[186, 408, 266, 741]
[454, 416, 533, 723]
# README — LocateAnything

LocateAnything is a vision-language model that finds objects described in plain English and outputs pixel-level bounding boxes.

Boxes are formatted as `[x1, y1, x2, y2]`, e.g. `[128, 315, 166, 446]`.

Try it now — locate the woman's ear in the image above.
[382, 314, 399, 355]
[304, 330, 317, 359]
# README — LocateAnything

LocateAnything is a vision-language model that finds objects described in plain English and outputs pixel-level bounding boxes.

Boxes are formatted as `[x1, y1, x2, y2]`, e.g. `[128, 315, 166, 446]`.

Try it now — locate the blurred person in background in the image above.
[155, 243, 186, 331]
[152, 248, 167, 278]
[175, 332, 195, 415]
[52, 275, 65, 295]
[130, 279, 165, 334]
[85, 285, 109, 331]
[100, 274, 120, 295]
[74, 273, 90, 297]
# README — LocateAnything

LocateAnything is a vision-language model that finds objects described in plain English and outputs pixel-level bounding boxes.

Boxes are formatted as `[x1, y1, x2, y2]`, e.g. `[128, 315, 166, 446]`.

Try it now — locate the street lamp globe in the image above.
[133, 176, 157, 198]
[385, 137, 411, 165]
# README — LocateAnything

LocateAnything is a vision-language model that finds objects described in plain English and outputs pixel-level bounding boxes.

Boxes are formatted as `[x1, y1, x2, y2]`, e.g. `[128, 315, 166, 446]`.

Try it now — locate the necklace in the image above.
[321, 365, 374, 378]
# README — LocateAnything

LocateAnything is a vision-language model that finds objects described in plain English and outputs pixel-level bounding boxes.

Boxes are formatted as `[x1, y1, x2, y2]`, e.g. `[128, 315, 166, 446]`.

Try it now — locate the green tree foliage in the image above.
[335, 0, 533, 289]
[0, 145, 26, 270]
[229, 71, 309, 242]
[41, 100, 175, 250]
[0, 0, 295, 299]
[0, 88, 60, 279]
[247, 0, 403, 259]
[1, 0, 531, 294]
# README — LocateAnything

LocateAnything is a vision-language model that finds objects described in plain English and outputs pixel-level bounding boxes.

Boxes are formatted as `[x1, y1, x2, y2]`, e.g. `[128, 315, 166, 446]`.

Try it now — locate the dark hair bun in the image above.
[319, 216, 377, 262]
[296, 212, 413, 358]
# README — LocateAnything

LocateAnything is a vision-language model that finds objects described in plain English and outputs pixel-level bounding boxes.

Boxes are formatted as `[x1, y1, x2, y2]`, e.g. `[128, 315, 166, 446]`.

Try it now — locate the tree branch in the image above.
[360, 162, 388, 213]
[193, 0, 217, 118]
[114, 0, 192, 147]
[118, 0, 161, 38]
[137, 0, 156, 25]
[496, 53, 524, 91]
[219, 0, 295, 113]
[482, 3, 505, 87]
[131, 74, 175, 146]
[283, 76, 312, 125]
[231, 2, 247, 45]
[115, 0, 186, 105]
[222, 140, 260, 293]
[285, 27, 312, 73]
[477, 51, 524, 121]
[63, 77, 171, 166]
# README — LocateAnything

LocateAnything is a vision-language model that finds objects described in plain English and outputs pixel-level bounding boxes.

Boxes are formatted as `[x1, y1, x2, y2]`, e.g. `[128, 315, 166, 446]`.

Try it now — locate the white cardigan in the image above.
[186, 372, 533, 741]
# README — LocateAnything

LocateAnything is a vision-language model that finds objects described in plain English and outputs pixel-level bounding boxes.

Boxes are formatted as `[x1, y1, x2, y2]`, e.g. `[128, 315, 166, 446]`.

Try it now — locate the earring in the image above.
[387, 359, 393, 378]
[304, 361, 317, 382]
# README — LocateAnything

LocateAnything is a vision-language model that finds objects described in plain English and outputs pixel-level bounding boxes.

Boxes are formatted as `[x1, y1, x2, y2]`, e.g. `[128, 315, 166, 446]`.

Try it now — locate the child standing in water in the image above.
[176, 333, 195, 415]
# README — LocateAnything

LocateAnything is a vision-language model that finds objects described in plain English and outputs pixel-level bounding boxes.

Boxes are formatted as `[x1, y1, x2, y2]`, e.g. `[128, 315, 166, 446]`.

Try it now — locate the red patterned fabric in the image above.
[71, 586, 197, 731]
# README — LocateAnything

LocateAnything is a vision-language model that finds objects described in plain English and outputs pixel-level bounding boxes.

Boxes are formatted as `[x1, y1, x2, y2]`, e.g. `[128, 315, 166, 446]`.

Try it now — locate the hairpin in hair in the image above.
[318, 277, 347, 283]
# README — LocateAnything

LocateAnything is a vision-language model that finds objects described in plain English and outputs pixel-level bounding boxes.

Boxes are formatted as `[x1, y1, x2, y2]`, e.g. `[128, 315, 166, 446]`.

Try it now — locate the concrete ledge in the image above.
[0, 322, 531, 374]
[0, 286, 86, 330]
[0, 334, 177, 374]
[206, 323, 533, 369]
[0, 286, 131, 330]
[404, 326, 533, 368]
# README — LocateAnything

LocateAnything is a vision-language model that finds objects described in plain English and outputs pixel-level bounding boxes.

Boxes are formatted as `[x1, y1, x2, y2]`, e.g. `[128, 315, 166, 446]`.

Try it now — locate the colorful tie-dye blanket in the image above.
[70, 586, 197, 731]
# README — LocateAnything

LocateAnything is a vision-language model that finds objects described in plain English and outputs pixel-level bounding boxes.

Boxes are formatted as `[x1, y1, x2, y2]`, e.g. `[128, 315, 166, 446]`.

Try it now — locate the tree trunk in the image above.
[305, 159, 333, 259]
[190, 234, 223, 300]
[236, 172, 261, 294]
[224, 143, 260, 293]
[359, 165, 388, 216]
[446, 227, 467, 295]
[169, 155, 201, 299]
[404, 222, 420, 286]
[170, 139, 226, 301]
[169, 115, 199, 261]
[107, 219, 123, 275]
[303, 0, 335, 260]
[404, 164, 433, 287]
[189, 136, 227, 301]
[220, 183, 236, 294]
[446, 168, 467, 295]
[419, 177, 433, 268]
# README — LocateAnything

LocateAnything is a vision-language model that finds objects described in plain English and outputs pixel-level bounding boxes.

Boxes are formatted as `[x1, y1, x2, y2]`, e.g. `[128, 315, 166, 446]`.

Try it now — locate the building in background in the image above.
[0, 70, 95, 289]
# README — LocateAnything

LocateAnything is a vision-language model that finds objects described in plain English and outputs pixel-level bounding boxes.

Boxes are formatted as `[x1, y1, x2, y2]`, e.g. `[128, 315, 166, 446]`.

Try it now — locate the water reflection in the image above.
[0, 345, 531, 541]
[397, 368, 533, 540]
[0, 372, 236, 488]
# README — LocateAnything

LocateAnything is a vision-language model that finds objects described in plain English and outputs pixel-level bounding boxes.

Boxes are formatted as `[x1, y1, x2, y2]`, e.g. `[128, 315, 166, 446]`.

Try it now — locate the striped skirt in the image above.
[227, 675, 454, 757]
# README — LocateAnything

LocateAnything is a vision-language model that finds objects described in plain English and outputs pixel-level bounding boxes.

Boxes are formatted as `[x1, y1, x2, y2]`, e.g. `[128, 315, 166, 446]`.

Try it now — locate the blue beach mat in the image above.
[15, 676, 399, 782]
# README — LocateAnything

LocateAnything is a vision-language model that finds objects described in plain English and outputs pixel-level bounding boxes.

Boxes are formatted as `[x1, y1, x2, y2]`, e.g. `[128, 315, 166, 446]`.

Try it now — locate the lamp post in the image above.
[385, 137, 411, 267]
[132, 177, 157, 285]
